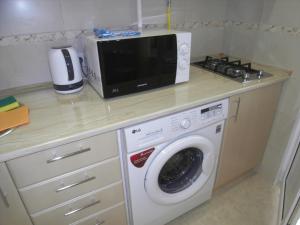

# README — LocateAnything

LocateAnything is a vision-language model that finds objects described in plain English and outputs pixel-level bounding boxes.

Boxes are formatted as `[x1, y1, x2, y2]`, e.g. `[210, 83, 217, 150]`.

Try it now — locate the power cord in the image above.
[79, 57, 92, 79]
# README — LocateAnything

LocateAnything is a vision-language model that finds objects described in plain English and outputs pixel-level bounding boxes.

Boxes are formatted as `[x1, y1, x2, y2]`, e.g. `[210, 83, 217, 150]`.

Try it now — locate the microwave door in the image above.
[98, 35, 177, 98]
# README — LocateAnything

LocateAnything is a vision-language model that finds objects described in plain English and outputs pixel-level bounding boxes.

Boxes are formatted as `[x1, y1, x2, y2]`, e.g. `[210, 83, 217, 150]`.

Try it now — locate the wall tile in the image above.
[222, 28, 260, 60]
[262, 0, 300, 28]
[61, 0, 137, 29]
[189, 27, 225, 59]
[251, 32, 300, 70]
[225, 0, 264, 23]
[142, 0, 166, 18]
[0, 43, 64, 90]
[140, 0, 186, 25]
[60, 0, 98, 30]
[0, 0, 64, 36]
[93, 0, 137, 27]
[185, 0, 227, 22]
[0, 46, 16, 89]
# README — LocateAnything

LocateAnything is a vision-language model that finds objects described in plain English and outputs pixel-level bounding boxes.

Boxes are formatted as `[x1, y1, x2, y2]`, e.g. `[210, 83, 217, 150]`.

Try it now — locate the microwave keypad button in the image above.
[179, 59, 188, 70]
[179, 44, 189, 55]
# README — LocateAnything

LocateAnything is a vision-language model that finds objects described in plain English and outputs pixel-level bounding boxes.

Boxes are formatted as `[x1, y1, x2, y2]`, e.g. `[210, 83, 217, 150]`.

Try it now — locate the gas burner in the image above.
[193, 56, 272, 83]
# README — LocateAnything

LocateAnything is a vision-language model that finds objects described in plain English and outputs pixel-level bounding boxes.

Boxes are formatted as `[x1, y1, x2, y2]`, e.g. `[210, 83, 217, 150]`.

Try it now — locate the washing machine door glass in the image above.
[158, 147, 203, 193]
[145, 135, 216, 205]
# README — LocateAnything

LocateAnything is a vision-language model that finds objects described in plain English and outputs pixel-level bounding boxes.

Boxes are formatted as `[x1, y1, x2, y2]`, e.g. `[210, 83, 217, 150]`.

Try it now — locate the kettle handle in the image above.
[61, 49, 75, 81]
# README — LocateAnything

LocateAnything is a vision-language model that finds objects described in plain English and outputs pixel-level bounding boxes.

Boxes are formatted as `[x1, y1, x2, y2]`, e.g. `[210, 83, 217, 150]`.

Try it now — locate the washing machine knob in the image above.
[180, 118, 191, 129]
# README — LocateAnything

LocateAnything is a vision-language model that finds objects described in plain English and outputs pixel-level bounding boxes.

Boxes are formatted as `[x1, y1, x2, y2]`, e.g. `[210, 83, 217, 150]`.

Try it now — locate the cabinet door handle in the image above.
[47, 148, 91, 164]
[64, 200, 101, 216]
[56, 176, 96, 192]
[234, 97, 241, 121]
[95, 220, 105, 225]
[0, 187, 9, 208]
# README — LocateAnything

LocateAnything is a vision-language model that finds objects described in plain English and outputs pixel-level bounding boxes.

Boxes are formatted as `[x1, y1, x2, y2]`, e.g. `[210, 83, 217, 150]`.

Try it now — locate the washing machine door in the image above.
[145, 135, 216, 205]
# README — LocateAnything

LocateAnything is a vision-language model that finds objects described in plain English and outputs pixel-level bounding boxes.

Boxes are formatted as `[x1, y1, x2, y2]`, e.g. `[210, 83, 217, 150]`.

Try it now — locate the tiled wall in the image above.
[0, 0, 137, 91]
[223, 0, 300, 180]
[0, 0, 228, 91]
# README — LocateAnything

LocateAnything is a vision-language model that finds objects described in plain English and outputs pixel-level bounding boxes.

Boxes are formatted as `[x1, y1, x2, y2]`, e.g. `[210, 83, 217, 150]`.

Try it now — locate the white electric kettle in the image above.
[48, 46, 83, 94]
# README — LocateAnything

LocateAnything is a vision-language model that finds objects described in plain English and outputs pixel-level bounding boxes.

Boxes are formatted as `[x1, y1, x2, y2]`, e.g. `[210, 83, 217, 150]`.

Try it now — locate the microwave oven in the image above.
[84, 30, 191, 98]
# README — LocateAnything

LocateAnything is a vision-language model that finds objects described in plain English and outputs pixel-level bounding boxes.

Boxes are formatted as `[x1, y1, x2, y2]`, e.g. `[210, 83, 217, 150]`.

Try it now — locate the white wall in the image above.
[223, 0, 300, 180]
[0, 0, 228, 91]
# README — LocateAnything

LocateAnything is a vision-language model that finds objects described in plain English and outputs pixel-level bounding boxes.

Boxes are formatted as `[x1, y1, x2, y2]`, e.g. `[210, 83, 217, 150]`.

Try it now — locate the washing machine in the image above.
[119, 99, 228, 225]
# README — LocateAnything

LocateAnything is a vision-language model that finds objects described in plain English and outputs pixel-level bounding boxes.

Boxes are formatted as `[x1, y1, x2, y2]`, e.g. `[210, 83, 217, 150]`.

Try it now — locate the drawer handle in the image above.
[0, 128, 14, 139]
[95, 220, 105, 225]
[64, 200, 101, 216]
[0, 187, 9, 208]
[47, 148, 91, 164]
[56, 176, 96, 192]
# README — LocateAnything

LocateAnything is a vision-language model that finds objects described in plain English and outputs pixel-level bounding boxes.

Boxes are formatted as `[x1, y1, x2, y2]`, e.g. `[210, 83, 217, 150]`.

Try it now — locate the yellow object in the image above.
[167, 0, 172, 31]
[0, 101, 20, 112]
[0, 106, 29, 132]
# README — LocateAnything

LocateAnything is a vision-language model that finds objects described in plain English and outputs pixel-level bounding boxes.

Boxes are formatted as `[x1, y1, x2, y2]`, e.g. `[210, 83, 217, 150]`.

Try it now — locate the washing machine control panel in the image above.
[200, 103, 223, 120]
[124, 99, 228, 152]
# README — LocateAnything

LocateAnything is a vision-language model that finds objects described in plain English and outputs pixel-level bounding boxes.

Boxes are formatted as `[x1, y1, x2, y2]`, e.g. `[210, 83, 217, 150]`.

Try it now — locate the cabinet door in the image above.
[0, 163, 32, 225]
[281, 143, 300, 225]
[215, 83, 282, 189]
[287, 200, 300, 225]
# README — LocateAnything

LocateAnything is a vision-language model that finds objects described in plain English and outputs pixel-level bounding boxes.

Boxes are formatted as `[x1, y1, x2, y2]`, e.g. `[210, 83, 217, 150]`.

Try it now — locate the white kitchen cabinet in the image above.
[6, 131, 127, 225]
[215, 83, 282, 189]
[0, 163, 32, 225]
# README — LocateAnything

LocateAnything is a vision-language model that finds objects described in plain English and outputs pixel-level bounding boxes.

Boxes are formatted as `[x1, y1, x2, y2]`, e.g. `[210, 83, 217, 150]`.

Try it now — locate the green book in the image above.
[0, 96, 17, 107]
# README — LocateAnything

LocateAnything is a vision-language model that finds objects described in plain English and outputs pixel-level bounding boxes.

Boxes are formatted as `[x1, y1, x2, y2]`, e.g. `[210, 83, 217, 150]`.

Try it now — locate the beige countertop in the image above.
[0, 64, 291, 162]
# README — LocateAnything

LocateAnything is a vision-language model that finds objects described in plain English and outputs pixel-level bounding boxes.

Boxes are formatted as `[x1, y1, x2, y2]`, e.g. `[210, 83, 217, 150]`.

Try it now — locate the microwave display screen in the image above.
[97, 35, 177, 86]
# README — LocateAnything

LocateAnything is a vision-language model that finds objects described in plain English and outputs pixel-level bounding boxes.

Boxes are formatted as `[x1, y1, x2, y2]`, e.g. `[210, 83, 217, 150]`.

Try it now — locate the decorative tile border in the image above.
[0, 21, 226, 46]
[1, 20, 300, 46]
[224, 20, 300, 36]
[0, 29, 92, 47]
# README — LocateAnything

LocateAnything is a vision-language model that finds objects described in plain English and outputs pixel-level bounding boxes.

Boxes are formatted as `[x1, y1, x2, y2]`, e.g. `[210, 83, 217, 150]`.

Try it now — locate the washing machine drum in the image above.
[145, 135, 216, 205]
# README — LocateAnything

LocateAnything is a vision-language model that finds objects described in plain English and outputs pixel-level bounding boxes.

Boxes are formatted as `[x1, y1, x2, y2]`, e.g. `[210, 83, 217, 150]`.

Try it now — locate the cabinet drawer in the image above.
[71, 203, 127, 225]
[20, 157, 121, 214]
[31, 182, 124, 225]
[7, 131, 118, 188]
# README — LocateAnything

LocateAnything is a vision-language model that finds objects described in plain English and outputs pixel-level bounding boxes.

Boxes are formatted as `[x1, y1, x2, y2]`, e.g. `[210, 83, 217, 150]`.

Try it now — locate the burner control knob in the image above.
[258, 70, 263, 79]
[180, 118, 191, 129]
[243, 73, 250, 82]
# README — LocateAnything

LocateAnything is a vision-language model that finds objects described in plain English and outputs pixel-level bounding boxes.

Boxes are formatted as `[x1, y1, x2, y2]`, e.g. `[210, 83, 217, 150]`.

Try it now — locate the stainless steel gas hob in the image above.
[193, 56, 272, 83]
